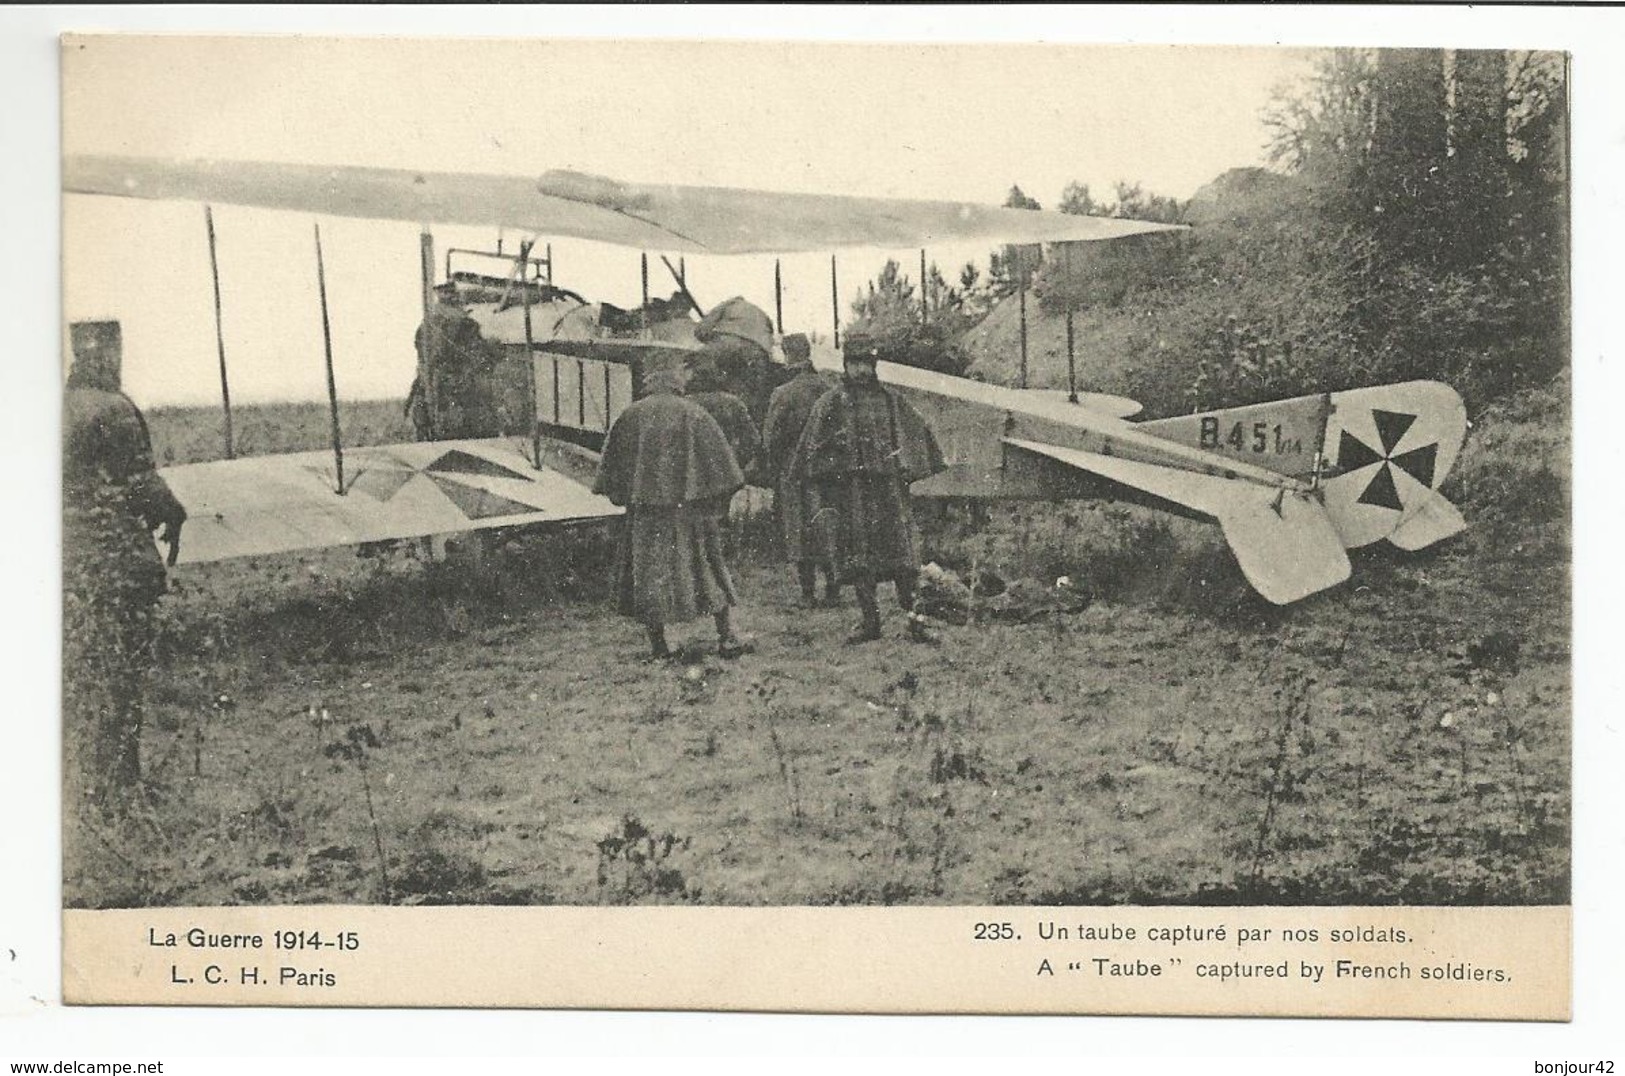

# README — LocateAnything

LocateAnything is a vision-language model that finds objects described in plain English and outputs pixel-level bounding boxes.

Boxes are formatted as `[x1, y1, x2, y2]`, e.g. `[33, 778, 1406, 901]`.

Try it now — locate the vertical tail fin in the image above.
[1316, 381, 1469, 551]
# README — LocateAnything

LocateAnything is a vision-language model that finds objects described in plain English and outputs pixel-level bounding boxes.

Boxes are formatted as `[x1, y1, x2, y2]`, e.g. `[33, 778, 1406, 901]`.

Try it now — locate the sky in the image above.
[61, 35, 1316, 405]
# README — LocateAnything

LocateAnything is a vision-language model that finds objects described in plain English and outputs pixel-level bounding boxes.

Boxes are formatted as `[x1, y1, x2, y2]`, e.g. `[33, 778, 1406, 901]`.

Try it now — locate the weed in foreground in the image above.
[594, 814, 698, 904]
[323, 723, 392, 902]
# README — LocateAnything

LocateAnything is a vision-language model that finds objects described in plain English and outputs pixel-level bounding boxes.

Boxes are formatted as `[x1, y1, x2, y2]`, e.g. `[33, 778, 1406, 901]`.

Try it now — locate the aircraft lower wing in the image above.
[1004, 438, 1351, 605]
[159, 438, 621, 565]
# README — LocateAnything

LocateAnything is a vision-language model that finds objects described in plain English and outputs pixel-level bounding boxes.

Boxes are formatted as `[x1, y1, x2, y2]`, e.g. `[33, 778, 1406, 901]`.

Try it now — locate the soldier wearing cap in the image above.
[789, 332, 947, 643]
[762, 333, 840, 606]
[63, 320, 186, 810]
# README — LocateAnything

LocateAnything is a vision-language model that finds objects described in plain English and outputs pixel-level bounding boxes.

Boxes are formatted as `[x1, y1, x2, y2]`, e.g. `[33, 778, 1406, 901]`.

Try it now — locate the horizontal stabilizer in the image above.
[1005, 438, 1351, 604]
[1215, 491, 1352, 605]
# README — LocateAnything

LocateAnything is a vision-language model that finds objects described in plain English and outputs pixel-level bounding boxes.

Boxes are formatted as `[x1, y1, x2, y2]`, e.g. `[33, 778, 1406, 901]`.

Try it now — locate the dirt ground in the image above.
[63, 391, 1571, 908]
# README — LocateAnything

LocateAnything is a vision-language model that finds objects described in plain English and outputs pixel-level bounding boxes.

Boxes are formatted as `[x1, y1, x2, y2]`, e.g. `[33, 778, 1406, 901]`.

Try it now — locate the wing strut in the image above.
[417, 230, 437, 441]
[314, 223, 345, 496]
[640, 252, 650, 323]
[204, 205, 235, 459]
[661, 254, 704, 318]
[1063, 243, 1079, 404]
[1017, 249, 1030, 388]
[920, 249, 928, 324]
[518, 238, 543, 470]
[830, 254, 841, 349]
[773, 259, 784, 334]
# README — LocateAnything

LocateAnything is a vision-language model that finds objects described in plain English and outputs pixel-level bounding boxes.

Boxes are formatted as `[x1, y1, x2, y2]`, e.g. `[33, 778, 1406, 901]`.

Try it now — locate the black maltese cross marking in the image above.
[1336, 410, 1438, 511]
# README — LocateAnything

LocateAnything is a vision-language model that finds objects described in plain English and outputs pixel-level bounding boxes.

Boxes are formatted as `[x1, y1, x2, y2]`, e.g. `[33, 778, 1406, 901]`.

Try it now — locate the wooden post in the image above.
[417, 229, 437, 440]
[204, 206, 234, 459]
[640, 252, 650, 332]
[314, 223, 344, 495]
[830, 254, 840, 349]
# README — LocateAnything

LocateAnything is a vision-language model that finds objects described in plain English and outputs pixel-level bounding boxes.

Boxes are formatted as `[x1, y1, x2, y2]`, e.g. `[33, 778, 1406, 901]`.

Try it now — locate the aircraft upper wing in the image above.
[64, 155, 1186, 255]
[160, 437, 620, 564]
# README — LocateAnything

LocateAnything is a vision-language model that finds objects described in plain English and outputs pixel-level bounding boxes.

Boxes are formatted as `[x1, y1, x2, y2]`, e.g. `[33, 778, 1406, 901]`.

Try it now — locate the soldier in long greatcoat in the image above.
[685, 352, 761, 481]
[761, 333, 839, 606]
[790, 332, 947, 643]
[593, 360, 754, 661]
[63, 321, 187, 811]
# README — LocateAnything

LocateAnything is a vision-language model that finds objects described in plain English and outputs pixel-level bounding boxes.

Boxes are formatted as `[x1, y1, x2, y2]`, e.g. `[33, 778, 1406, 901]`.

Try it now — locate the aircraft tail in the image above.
[1314, 381, 1469, 551]
[1139, 380, 1469, 553]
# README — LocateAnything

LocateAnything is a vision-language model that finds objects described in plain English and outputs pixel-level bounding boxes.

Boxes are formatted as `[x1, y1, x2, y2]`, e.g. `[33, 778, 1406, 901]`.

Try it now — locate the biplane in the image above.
[62, 154, 1469, 604]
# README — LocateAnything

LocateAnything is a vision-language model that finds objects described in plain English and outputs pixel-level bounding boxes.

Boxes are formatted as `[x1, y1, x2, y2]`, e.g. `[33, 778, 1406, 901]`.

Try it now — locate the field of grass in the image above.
[64, 382, 1571, 908]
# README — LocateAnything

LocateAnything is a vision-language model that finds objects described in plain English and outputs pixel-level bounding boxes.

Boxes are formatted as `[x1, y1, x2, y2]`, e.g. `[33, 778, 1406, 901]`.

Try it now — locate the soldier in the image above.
[761, 333, 839, 607]
[692, 296, 781, 428]
[407, 281, 500, 440]
[62, 321, 186, 810]
[593, 356, 754, 662]
[791, 332, 947, 643]
[685, 350, 761, 481]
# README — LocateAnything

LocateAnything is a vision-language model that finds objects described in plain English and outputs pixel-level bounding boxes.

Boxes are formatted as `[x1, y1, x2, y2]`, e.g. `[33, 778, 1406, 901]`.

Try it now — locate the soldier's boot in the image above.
[645, 622, 672, 663]
[821, 566, 842, 608]
[797, 563, 820, 608]
[847, 583, 883, 644]
[716, 609, 755, 659]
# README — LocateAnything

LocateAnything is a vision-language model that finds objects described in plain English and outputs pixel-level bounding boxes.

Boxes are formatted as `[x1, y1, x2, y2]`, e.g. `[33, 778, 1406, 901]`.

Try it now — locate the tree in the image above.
[1105, 180, 1187, 225]
[848, 258, 972, 377]
[987, 183, 1045, 298]
[1040, 179, 1189, 312]
[1260, 47, 1568, 400]
[1004, 184, 1042, 211]
[1057, 181, 1100, 217]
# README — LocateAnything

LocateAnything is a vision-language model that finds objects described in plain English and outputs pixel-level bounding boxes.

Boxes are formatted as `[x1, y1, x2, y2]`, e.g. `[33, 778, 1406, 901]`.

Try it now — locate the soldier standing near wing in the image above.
[408, 281, 501, 441]
[761, 333, 840, 607]
[791, 332, 947, 643]
[685, 349, 762, 562]
[593, 357, 755, 662]
[685, 350, 761, 482]
[62, 321, 186, 811]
